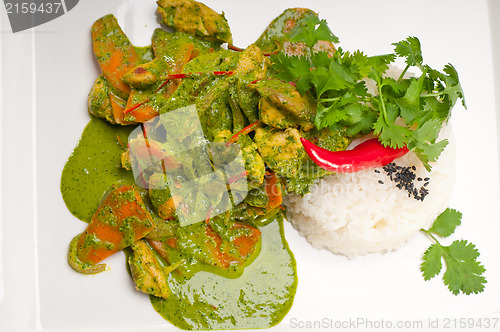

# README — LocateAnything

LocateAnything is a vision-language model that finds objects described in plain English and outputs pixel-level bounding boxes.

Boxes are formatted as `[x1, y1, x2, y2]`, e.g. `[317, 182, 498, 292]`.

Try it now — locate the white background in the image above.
[1, 0, 499, 331]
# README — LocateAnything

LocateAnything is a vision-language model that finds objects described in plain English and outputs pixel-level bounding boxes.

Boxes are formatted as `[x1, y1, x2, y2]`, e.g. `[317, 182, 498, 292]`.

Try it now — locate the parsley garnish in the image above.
[270, 14, 466, 171]
[420, 208, 486, 295]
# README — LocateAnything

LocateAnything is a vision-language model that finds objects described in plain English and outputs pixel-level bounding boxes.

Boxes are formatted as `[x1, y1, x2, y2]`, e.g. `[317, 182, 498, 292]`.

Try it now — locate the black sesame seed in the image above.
[382, 163, 431, 201]
[375, 170, 380, 174]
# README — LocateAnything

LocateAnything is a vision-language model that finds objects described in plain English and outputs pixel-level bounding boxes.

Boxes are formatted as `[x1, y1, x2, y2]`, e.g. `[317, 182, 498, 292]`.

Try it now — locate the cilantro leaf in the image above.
[380, 76, 408, 95]
[312, 60, 355, 95]
[441, 64, 467, 109]
[392, 36, 423, 68]
[367, 54, 395, 75]
[315, 102, 348, 129]
[394, 74, 426, 124]
[418, 96, 452, 124]
[372, 102, 410, 149]
[288, 14, 339, 48]
[409, 118, 449, 170]
[344, 104, 376, 136]
[412, 139, 448, 171]
[269, 14, 465, 169]
[420, 208, 486, 295]
[428, 208, 462, 238]
[447, 239, 479, 261]
[443, 241, 486, 295]
[421, 244, 443, 280]
[374, 118, 410, 148]
[270, 53, 311, 93]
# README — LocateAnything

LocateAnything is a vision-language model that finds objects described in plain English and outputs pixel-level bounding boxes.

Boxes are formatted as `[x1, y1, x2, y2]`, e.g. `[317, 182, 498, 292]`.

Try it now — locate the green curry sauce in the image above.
[61, 117, 297, 329]
[151, 216, 297, 330]
[61, 117, 134, 222]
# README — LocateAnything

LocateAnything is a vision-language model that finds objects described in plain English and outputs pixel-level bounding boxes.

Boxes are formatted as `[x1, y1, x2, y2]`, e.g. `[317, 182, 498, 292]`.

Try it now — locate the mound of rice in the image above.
[285, 125, 455, 259]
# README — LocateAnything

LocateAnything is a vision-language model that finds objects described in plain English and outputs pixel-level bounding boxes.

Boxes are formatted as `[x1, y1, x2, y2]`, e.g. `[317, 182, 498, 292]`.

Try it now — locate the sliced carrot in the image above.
[92, 15, 140, 99]
[232, 223, 261, 257]
[173, 43, 194, 74]
[148, 239, 170, 258]
[205, 225, 234, 269]
[127, 103, 159, 123]
[69, 185, 155, 273]
[165, 237, 178, 249]
[264, 171, 283, 209]
[109, 93, 126, 124]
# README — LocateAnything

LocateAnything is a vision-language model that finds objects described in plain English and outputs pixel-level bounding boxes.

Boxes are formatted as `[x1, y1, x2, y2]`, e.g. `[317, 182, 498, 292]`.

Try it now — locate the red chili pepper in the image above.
[300, 137, 409, 173]
[227, 44, 245, 52]
[227, 171, 248, 185]
[225, 120, 260, 147]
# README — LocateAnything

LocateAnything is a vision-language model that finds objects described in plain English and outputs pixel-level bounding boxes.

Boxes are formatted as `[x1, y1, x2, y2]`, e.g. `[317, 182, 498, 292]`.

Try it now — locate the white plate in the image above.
[1, 0, 499, 331]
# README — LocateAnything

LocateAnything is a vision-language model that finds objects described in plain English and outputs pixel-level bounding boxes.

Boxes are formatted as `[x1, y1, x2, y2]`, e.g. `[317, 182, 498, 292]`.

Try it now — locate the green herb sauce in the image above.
[151, 214, 297, 330]
[60, 117, 134, 222]
[61, 117, 298, 330]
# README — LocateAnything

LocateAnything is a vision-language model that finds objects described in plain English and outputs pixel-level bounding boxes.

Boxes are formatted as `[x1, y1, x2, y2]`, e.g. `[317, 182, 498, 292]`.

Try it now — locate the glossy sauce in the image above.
[151, 214, 297, 330]
[60, 117, 134, 222]
[61, 117, 297, 330]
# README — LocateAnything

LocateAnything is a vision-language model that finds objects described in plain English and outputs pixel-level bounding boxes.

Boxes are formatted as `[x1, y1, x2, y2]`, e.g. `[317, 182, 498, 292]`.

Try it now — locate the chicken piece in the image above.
[157, 0, 232, 44]
[68, 185, 155, 274]
[91, 14, 140, 100]
[234, 44, 269, 123]
[252, 78, 316, 130]
[88, 75, 115, 123]
[123, 58, 170, 90]
[258, 98, 295, 129]
[128, 240, 174, 298]
[214, 129, 265, 190]
[254, 126, 305, 178]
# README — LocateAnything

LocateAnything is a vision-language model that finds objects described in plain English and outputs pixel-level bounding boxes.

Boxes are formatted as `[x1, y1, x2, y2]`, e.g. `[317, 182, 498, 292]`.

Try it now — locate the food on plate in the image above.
[68, 185, 155, 274]
[61, 0, 486, 329]
[157, 0, 233, 44]
[286, 125, 455, 258]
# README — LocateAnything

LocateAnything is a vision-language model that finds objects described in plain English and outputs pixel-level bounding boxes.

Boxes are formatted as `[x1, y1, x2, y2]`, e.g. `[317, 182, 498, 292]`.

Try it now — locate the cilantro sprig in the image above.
[270, 14, 466, 171]
[420, 208, 486, 295]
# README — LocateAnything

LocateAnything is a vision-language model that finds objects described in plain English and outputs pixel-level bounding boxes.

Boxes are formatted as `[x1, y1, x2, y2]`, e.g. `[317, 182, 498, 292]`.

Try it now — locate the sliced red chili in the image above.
[301, 137, 409, 173]
[225, 120, 260, 147]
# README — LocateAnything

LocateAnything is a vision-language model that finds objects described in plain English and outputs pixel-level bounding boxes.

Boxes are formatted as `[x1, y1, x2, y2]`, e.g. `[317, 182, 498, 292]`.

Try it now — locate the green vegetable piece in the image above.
[392, 36, 423, 68]
[428, 208, 462, 238]
[244, 185, 269, 208]
[270, 12, 467, 171]
[420, 208, 486, 295]
[420, 244, 443, 281]
[123, 58, 170, 90]
[287, 13, 338, 49]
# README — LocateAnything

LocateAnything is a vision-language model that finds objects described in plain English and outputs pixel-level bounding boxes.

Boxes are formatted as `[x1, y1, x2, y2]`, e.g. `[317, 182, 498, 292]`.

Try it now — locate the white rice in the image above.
[285, 125, 455, 259]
